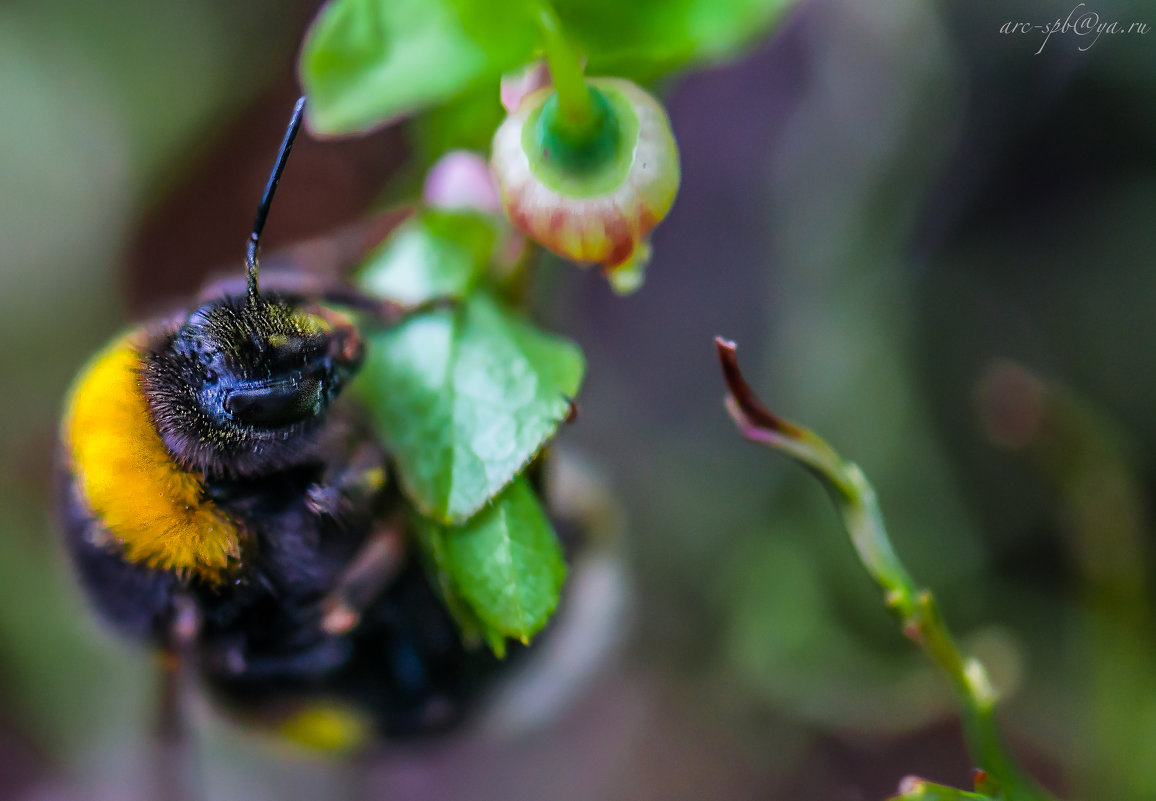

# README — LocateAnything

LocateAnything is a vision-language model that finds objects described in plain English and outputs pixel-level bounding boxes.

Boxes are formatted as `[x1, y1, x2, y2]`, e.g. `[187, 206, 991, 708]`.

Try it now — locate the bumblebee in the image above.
[58, 98, 503, 746]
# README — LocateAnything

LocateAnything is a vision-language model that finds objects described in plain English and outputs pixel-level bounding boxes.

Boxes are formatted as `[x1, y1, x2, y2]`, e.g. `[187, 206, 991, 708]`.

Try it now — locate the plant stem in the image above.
[716, 338, 1059, 801]
[536, 4, 594, 134]
[890, 776, 996, 801]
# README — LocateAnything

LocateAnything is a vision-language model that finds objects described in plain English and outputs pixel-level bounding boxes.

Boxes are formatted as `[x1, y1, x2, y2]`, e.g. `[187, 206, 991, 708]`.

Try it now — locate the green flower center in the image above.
[524, 84, 640, 198]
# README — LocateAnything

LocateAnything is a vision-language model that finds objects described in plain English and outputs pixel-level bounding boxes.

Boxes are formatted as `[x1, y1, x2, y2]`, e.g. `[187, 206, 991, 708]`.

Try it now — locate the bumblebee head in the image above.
[182, 297, 362, 429]
[140, 97, 367, 477]
[143, 295, 363, 476]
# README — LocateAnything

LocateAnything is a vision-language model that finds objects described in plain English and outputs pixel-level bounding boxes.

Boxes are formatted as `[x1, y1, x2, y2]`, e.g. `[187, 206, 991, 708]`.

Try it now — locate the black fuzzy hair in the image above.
[141, 294, 362, 479]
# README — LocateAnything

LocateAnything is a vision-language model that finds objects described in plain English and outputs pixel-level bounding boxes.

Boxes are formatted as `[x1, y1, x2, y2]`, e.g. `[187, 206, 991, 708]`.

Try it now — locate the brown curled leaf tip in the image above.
[714, 337, 793, 435]
[564, 397, 579, 424]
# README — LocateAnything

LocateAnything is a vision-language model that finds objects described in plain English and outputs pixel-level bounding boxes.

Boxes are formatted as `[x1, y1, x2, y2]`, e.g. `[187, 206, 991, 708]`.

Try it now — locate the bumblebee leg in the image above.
[305, 443, 389, 522]
[320, 517, 406, 636]
[152, 596, 201, 801]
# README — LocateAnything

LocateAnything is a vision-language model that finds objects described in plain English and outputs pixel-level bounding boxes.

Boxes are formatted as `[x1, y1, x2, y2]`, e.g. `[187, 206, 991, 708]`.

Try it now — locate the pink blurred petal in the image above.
[422, 150, 500, 214]
[500, 61, 551, 113]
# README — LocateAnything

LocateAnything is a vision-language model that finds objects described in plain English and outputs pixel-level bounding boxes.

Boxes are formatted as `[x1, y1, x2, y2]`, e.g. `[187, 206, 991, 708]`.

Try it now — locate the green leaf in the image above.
[411, 87, 508, 168]
[558, 0, 798, 80]
[300, 0, 801, 136]
[357, 210, 496, 305]
[355, 292, 584, 522]
[300, 0, 537, 135]
[417, 477, 566, 648]
[413, 509, 508, 656]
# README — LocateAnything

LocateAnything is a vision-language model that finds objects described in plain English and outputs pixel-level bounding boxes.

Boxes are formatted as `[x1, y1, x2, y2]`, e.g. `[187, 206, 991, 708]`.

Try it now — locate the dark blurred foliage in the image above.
[3, 0, 1156, 798]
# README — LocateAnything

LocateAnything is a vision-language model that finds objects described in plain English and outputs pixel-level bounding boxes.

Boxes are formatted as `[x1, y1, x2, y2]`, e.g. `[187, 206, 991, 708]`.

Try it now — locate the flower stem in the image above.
[716, 338, 1059, 801]
[890, 776, 995, 800]
[536, 4, 595, 136]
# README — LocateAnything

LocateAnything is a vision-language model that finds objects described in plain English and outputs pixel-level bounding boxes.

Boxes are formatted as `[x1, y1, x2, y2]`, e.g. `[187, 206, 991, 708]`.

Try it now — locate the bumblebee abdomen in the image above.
[202, 560, 507, 740]
[57, 463, 182, 642]
[61, 333, 242, 583]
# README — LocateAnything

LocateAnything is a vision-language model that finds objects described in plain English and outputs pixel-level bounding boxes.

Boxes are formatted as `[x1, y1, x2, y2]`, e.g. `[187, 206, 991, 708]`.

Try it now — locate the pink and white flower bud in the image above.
[490, 77, 680, 282]
[422, 150, 502, 215]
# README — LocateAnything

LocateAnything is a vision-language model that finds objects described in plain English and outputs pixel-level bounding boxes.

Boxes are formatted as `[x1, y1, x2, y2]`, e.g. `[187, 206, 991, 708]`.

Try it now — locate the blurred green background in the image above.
[3, 0, 1156, 798]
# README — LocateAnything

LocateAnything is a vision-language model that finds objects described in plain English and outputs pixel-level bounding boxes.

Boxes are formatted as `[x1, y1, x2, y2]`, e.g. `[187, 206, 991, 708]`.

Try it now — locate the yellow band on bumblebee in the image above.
[275, 701, 373, 755]
[63, 333, 241, 582]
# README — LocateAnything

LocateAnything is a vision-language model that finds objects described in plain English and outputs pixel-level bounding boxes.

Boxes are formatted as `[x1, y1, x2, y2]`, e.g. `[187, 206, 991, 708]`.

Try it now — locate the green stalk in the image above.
[891, 776, 997, 801]
[717, 339, 1058, 801]
[535, 5, 596, 139]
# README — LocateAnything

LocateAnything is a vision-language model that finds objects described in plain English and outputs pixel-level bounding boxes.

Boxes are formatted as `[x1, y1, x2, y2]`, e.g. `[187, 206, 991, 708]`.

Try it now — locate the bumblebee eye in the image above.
[224, 378, 325, 428]
[204, 368, 218, 384]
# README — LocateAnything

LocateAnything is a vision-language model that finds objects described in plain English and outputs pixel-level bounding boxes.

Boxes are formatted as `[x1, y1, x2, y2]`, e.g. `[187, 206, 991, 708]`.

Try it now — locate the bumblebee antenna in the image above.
[246, 95, 306, 307]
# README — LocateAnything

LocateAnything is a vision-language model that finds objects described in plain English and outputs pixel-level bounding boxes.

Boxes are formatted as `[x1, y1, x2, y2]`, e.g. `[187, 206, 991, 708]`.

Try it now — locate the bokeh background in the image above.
[3, 0, 1156, 798]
